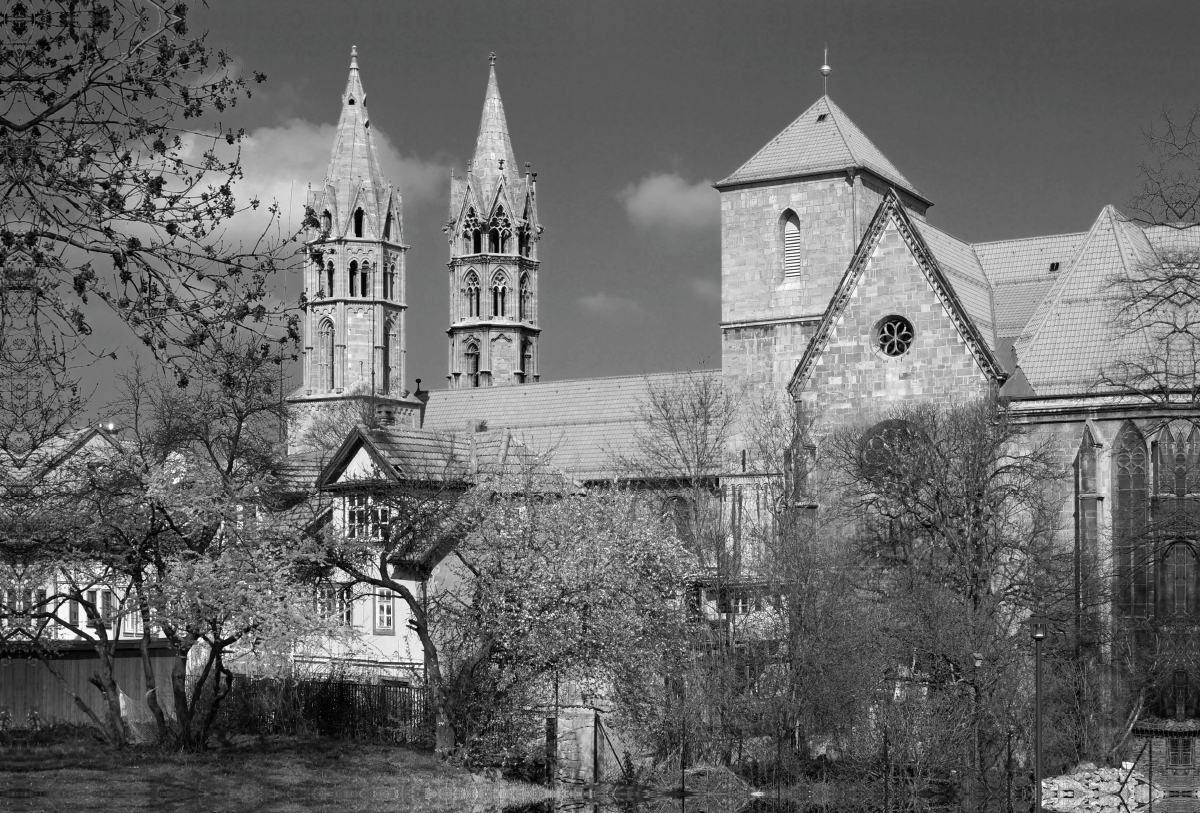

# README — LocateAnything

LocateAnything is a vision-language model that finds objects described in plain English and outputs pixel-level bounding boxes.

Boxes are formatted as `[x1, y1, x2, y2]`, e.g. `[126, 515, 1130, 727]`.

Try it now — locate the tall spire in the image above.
[323, 46, 389, 236]
[471, 53, 518, 182]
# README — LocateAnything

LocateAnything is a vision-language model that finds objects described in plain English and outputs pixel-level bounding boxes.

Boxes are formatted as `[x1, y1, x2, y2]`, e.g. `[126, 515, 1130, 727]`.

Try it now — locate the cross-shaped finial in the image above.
[488, 52, 497, 66]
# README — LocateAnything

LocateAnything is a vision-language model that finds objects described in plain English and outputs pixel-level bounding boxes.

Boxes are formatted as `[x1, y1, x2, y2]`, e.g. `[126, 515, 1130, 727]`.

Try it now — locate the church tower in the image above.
[445, 55, 542, 389]
[289, 48, 421, 448]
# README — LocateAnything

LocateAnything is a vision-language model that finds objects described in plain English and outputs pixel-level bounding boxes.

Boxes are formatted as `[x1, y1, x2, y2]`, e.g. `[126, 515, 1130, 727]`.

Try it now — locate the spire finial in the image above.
[488, 52, 497, 67]
[820, 45, 831, 96]
[351, 45, 358, 66]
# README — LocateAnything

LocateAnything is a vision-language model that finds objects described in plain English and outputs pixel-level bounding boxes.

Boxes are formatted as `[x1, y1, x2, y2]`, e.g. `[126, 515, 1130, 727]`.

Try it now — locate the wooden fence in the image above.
[218, 676, 432, 746]
[0, 641, 175, 727]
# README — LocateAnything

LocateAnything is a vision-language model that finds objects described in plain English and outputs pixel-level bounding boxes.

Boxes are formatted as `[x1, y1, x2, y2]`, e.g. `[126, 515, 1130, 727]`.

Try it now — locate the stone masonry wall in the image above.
[799, 218, 992, 427]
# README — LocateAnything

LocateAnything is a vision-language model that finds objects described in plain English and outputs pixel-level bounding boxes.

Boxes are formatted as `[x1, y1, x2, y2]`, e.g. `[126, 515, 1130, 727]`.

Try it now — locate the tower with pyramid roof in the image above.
[289, 47, 421, 449]
[445, 55, 542, 389]
[715, 93, 933, 395]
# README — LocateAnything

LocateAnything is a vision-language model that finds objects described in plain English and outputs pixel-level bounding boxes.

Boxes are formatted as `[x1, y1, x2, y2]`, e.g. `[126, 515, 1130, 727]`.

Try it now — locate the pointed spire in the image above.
[471, 54, 518, 184]
[321, 46, 390, 236]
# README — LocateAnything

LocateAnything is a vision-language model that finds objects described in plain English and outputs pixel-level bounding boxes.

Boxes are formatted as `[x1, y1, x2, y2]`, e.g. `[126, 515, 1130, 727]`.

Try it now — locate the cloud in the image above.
[578, 293, 647, 320]
[688, 277, 720, 301]
[619, 173, 719, 231]
[225, 118, 449, 243]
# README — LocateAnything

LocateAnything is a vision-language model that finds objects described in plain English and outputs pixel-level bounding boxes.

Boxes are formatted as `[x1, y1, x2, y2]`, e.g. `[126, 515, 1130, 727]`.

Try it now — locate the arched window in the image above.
[383, 320, 398, 393]
[465, 272, 480, 318]
[492, 275, 507, 318]
[360, 262, 369, 298]
[500, 231, 510, 253]
[464, 342, 480, 388]
[520, 338, 532, 380]
[1161, 542, 1199, 618]
[1075, 430, 1100, 647]
[321, 210, 332, 234]
[383, 212, 392, 241]
[317, 320, 335, 392]
[1114, 422, 1150, 617]
[354, 208, 365, 238]
[326, 262, 335, 297]
[349, 261, 358, 297]
[518, 231, 530, 257]
[489, 229, 500, 253]
[519, 274, 531, 321]
[472, 230, 482, 254]
[782, 211, 802, 276]
[348, 97, 355, 105]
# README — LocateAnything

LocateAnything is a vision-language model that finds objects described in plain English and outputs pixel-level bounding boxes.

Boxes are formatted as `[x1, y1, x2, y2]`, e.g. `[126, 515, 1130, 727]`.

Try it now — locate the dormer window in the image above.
[348, 97, 355, 105]
[817, 113, 828, 122]
[1049, 262, 1061, 272]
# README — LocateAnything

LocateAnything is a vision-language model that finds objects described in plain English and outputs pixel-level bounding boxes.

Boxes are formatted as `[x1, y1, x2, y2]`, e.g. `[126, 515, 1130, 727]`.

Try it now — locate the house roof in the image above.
[1013, 207, 1158, 397]
[421, 371, 721, 481]
[974, 232, 1087, 340]
[716, 96, 927, 204]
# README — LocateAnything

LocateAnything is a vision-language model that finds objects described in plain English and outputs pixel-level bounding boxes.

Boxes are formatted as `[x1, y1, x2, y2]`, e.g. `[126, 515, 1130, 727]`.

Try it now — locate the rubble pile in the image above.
[1043, 763, 1166, 811]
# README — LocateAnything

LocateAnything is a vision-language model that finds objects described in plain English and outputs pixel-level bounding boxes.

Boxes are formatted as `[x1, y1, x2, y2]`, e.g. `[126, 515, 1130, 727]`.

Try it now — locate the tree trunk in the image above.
[90, 638, 128, 747]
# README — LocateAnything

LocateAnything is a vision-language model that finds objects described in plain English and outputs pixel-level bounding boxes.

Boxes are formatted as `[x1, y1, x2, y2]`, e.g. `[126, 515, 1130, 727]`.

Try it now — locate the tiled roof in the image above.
[716, 96, 925, 201]
[912, 221, 996, 349]
[974, 232, 1087, 339]
[422, 371, 720, 481]
[1014, 207, 1157, 396]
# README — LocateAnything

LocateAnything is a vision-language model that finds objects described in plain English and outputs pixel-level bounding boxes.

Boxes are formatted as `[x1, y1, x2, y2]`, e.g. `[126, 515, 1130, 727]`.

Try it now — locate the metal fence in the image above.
[218, 676, 433, 746]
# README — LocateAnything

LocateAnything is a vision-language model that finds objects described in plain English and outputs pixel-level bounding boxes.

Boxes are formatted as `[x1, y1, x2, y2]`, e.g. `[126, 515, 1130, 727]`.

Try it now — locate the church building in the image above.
[292, 49, 1200, 767]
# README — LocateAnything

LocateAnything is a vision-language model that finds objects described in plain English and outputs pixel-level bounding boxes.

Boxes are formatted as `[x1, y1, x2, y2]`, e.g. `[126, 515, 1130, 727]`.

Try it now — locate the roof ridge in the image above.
[424, 369, 719, 396]
[973, 230, 1089, 248]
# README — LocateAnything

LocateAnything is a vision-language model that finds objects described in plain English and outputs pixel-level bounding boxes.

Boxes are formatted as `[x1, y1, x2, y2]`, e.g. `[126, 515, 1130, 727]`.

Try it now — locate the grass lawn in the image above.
[0, 737, 555, 812]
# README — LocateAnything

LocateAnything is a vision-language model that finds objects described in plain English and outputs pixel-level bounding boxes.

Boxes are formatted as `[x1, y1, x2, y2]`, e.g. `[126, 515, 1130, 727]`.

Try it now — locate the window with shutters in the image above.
[782, 211, 803, 277]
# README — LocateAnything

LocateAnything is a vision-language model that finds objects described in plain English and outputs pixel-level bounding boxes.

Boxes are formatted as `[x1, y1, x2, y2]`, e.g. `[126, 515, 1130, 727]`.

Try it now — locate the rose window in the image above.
[875, 315, 914, 357]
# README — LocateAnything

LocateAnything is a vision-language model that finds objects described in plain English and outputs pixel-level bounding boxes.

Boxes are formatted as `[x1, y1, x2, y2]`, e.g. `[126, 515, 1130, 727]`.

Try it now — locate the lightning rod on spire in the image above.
[820, 45, 831, 96]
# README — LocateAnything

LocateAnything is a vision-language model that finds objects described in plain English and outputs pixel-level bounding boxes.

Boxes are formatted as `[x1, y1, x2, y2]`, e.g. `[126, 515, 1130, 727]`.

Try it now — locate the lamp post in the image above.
[1029, 618, 1048, 813]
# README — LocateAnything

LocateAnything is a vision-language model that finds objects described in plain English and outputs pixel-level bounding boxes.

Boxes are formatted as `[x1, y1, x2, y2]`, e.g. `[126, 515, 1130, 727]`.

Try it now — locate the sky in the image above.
[90, 0, 1200, 398]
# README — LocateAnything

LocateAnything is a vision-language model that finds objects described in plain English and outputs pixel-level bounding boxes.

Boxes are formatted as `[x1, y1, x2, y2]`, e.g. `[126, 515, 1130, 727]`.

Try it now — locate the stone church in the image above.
[292, 50, 1199, 765]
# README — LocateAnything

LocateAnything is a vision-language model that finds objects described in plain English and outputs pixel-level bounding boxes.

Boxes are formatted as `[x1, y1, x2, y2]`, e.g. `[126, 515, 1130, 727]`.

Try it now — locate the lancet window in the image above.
[491, 275, 507, 318]
[1114, 422, 1150, 617]
[354, 208, 365, 238]
[317, 319, 335, 392]
[519, 274, 531, 321]
[464, 342, 480, 388]
[1075, 430, 1100, 646]
[349, 261, 358, 297]
[783, 210, 802, 276]
[326, 262, 335, 297]
[465, 272, 481, 318]
[383, 319, 398, 393]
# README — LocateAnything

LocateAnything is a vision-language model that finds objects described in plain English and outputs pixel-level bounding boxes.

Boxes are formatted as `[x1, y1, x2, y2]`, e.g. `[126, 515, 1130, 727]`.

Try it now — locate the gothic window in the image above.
[360, 262, 369, 298]
[321, 210, 332, 234]
[520, 338, 532, 379]
[1114, 422, 1150, 617]
[472, 230, 482, 254]
[500, 231, 511, 253]
[782, 211, 802, 276]
[388, 264, 397, 301]
[383, 212, 392, 240]
[383, 319, 398, 393]
[519, 274, 531, 321]
[1163, 541, 1199, 618]
[326, 262, 335, 297]
[1075, 430, 1100, 646]
[518, 231, 529, 257]
[489, 228, 501, 253]
[317, 319, 335, 392]
[354, 208, 365, 238]
[465, 272, 481, 318]
[349, 261, 358, 297]
[874, 315, 915, 357]
[492, 275, 507, 318]
[464, 342, 480, 388]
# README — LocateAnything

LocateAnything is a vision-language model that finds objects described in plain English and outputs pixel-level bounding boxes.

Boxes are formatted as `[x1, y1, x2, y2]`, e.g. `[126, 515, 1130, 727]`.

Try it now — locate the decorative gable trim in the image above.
[788, 190, 1008, 397]
[316, 426, 397, 489]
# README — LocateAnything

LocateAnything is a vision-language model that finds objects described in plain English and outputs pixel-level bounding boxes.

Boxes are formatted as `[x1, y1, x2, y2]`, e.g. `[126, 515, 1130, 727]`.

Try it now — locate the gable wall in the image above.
[799, 220, 993, 426]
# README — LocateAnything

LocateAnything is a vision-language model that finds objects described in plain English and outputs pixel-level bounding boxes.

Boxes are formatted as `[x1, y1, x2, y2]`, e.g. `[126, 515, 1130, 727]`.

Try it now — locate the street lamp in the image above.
[1029, 617, 1048, 813]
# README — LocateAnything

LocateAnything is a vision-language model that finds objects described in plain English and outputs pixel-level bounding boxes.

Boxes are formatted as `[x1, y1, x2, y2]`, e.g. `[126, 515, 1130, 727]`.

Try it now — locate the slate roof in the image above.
[1013, 207, 1158, 397]
[716, 96, 927, 203]
[421, 371, 719, 481]
[912, 221, 996, 349]
[975, 232, 1087, 340]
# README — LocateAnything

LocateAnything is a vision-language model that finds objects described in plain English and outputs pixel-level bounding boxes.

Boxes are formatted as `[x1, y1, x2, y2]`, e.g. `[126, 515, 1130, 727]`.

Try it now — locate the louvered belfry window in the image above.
[783, 213, 802, 276]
